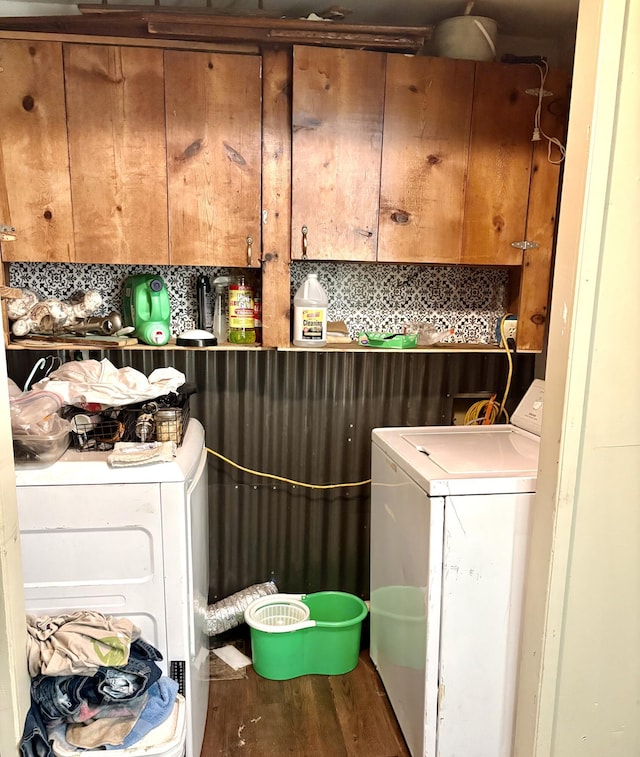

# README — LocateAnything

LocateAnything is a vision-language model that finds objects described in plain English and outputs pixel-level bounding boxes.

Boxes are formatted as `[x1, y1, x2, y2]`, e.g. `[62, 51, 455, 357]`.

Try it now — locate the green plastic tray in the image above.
[358, 331, 418, 349]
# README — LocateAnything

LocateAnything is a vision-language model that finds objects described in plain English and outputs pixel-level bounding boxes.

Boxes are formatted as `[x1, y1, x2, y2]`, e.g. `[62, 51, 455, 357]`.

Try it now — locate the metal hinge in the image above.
[511, 240, 540, 250]
[1, 224, 16, 241]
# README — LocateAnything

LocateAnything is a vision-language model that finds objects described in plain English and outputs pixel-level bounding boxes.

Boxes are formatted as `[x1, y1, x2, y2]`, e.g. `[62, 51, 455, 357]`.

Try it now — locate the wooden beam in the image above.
[146, 15, 430, 51]
[261, 48, 292, 348]
[0, 12, 431, 52]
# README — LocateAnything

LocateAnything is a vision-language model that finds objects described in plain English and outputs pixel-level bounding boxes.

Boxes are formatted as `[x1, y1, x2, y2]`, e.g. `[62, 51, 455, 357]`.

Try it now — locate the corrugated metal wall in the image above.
[7, 349, 535, 602]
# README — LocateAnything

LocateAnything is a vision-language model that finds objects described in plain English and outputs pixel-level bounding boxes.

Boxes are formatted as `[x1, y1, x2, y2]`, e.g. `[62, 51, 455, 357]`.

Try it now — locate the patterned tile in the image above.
[9, 261, 510, 344]
[291, 262, 509, 343]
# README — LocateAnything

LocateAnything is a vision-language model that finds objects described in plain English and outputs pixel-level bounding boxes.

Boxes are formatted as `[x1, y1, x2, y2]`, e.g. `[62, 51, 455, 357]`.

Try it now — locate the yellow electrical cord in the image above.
[463, 314, 514, 425]
[207, 314, 516, 480]
[206, 447, 371, 489]
[464, 396, 502, 425]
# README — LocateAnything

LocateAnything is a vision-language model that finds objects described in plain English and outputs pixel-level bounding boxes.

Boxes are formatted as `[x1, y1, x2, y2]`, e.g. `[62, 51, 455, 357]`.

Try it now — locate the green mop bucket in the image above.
[246, 591, 368, 680]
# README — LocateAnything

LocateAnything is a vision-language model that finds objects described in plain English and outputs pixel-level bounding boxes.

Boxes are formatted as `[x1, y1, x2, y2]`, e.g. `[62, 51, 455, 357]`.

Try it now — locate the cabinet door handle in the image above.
[247, 236, 253, 267]
[301, 225, 308, 260]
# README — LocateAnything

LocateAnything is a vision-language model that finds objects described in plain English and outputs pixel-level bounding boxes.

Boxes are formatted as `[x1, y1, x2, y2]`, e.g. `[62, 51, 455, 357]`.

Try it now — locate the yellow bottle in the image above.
[228, 276, 256, 344]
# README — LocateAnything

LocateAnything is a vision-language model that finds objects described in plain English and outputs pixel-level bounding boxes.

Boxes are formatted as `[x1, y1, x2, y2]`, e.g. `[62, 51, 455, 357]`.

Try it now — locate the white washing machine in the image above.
[370, 380, 545, 757]
[15, 418, 210, 757]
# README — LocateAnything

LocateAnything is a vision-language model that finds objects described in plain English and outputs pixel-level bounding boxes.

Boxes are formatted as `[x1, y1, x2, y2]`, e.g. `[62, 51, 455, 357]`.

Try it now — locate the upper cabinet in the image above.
[291, 46, 385, 262]
[377, 54, 474, 264]
[291, 45, 566, 272]
[0, 40, 263, 267]
[165, 50, 262, 268]
[461, 63, 546, 266]
[0, 28, 567, 353]
[64, 44, 168, 265]
[0, 40, 74, 263]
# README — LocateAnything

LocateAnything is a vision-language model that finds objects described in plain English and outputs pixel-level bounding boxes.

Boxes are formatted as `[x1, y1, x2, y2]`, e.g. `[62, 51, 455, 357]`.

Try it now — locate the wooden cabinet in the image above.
[165, 50, 262, 267]
[291, 46, 385, 261]
[0, 40, 262, 267]
[0, 40, 74, 263]
[462, 63, 543, 266]
[1, 31, 566, 353]
[292, 46, 564, 270]
[377, 55, 474, 264]
[290, 45, 567, 351]
[64, 44, 168, 265]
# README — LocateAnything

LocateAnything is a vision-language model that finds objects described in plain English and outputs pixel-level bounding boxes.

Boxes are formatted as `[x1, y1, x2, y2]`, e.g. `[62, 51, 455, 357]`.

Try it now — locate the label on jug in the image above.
[294, 306, 327, 341]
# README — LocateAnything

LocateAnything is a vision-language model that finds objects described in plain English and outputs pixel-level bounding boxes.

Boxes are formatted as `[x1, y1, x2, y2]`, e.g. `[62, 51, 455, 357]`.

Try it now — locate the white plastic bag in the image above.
[10, 390, 71, 437]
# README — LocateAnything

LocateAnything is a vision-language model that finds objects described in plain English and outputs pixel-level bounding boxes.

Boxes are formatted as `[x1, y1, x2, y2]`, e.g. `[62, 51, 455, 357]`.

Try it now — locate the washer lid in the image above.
[403, 427, 539, 475]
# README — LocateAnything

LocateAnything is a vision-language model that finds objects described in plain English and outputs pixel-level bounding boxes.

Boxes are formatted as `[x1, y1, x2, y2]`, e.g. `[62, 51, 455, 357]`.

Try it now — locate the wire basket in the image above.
[64, 392, 190, 452]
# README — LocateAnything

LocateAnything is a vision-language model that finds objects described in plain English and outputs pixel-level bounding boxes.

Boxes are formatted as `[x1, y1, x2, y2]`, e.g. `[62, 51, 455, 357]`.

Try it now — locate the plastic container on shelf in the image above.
[212, 276, 229, 343]
[122, 274, 171, 346]
[432, 15, 497, 61]
[10, 389, 71, 468]
[228, 275, 256, 344]
[12, 425, 70, 469]
[292, 273, 328, 348]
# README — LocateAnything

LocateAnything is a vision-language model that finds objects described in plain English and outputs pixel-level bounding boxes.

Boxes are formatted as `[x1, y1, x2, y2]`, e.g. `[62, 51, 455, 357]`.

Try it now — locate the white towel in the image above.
[107, 441, 176, 467]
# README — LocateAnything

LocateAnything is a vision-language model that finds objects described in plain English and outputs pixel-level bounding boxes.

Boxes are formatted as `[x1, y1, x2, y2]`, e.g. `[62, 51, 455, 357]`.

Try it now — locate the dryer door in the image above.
[18, 481, 168, 673]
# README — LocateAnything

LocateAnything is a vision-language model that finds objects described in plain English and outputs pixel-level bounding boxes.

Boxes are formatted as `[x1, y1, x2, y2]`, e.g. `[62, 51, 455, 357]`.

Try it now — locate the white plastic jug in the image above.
[293, 274, 328, 348]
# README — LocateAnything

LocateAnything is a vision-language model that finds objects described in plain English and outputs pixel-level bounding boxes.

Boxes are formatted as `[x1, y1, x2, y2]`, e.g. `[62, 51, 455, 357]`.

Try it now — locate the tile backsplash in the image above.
[10, 261, 510, 344]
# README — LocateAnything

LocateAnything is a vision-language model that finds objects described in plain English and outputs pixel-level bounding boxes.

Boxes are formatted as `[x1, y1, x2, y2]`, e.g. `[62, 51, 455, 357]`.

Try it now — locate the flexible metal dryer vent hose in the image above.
[204, 581, 278, 636]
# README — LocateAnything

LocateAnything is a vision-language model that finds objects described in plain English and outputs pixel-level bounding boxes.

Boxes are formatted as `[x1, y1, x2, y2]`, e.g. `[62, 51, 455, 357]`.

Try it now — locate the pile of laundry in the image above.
[20, 611, 180, 757]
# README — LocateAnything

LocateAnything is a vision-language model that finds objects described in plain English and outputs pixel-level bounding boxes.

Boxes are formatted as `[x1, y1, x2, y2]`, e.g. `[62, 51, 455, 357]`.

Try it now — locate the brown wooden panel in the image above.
[165, 50, 261, 267]
[291, 46, 385, 262]
[0, 40, 74, 263]
[462, 62, 540, 265]
[517, 68, 570, 352]
[261, 49, 292, 348]
[378, 55, 474, 264]
[64, 43, 167, 264]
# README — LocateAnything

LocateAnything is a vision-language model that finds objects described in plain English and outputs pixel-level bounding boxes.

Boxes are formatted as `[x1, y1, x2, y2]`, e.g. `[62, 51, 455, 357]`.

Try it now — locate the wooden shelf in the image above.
[7, 338, 507, 354]
[0, 11, 432, 53]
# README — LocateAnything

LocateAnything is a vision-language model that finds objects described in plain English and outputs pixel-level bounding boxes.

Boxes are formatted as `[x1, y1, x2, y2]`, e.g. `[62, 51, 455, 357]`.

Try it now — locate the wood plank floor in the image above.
[203, 650, 410, 756]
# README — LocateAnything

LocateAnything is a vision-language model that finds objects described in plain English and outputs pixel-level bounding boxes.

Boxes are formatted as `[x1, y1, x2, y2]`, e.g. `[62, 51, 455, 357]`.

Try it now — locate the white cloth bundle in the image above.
[32, 358, 186, 409]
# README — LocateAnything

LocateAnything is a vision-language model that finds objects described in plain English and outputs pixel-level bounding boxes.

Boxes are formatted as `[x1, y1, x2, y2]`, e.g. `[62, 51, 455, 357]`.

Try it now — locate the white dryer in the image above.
[370, 380, 545, 757]
[15, 418, 210, 757]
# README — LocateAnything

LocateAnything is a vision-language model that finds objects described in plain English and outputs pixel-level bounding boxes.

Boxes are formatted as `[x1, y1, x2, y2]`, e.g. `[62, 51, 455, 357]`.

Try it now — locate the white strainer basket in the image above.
[245, 593, 315, 633]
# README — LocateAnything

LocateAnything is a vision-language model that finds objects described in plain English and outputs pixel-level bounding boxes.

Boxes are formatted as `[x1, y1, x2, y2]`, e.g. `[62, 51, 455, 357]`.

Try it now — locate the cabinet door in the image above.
[378, 54, 474, 264]
[64, 44, 168, 265]
[462, 63, 540, 265]
[291, 45, 385, 262]
[515, 67, 569, 352]
[0, 40, 74, 262]
[165, 50, 262, 267]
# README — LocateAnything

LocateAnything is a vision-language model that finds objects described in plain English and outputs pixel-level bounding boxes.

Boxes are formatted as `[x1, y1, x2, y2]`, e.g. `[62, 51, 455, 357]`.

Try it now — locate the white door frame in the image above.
[514, 0, 638, 754]
[0, 313, 30, 753]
